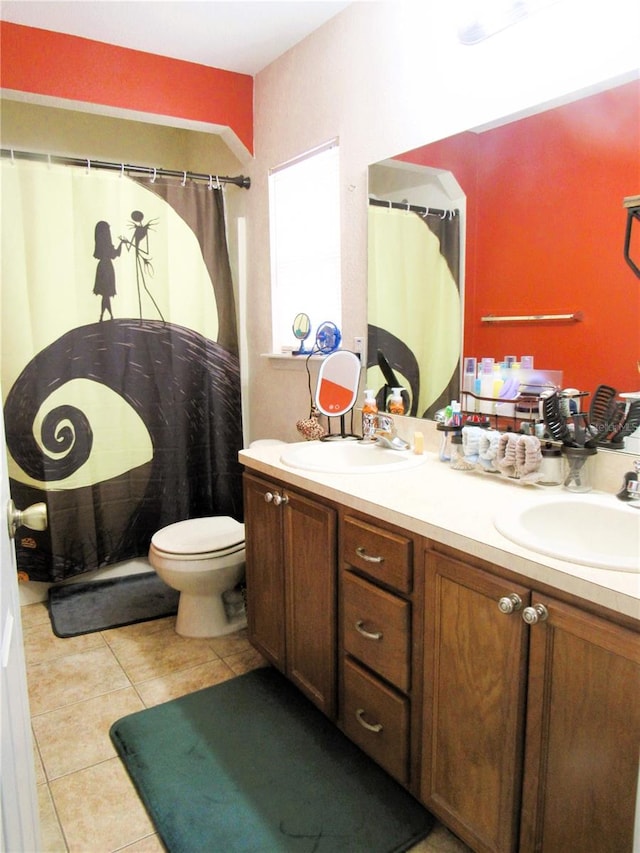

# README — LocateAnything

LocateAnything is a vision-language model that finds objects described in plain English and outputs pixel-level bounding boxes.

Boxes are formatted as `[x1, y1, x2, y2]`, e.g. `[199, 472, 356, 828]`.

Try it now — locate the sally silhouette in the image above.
[122, 210, 164, 323]
[93, 221, 124, 321]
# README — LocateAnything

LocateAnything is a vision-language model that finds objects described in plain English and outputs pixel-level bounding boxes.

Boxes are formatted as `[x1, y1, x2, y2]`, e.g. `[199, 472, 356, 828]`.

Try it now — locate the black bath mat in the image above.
[48, 572, 179, 638]
[111, 666, 435, 852]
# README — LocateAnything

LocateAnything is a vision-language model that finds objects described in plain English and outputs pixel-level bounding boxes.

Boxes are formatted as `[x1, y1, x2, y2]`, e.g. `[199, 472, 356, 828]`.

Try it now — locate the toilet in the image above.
[148, 516, 246, 638]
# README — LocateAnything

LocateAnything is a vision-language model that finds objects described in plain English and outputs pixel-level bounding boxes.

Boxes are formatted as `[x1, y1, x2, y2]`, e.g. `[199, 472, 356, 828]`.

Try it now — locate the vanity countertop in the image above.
[239, 441, 640, 622]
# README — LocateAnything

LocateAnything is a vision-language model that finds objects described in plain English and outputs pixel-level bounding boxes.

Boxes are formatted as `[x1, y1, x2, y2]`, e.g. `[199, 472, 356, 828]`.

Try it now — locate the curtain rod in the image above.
[369, 197, 458, 219]
[1, 148, 251, 189]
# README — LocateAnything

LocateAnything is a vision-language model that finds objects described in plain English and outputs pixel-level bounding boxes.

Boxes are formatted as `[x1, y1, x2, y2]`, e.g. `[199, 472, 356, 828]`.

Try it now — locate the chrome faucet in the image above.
[617, 459, 640, 505]
[373, 414, 410, 451]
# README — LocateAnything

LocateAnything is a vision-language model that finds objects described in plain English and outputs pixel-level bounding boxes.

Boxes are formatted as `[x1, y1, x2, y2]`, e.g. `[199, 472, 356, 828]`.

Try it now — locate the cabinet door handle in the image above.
[272, 492, 289, 506]
[498, 594, 523, 615]
[264, 491, 274, 503]
[355, 620, 383, 641]
[522, 603, 549, 625]
[356, 708, 383, 733]
[355, 546, 384, 563]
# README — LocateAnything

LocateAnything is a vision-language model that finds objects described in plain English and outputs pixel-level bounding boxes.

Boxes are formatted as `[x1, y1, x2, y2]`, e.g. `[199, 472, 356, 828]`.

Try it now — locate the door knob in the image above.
[498, 594, 523, 614]
[7, 499, 48, 540]
[522, 603, 548, 625]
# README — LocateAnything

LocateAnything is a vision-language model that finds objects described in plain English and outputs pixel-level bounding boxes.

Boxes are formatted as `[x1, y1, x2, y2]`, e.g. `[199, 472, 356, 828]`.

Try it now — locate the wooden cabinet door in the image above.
[422, 551, 530, 853]
[243, 474, 286, 669]
[284, 490, 337, 717]
[520, 595, 640, 853]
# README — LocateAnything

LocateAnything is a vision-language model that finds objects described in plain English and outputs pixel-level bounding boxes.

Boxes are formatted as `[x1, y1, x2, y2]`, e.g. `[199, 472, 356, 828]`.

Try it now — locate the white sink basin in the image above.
[280, 440, 427, 474]
[494, 494, 640, 572]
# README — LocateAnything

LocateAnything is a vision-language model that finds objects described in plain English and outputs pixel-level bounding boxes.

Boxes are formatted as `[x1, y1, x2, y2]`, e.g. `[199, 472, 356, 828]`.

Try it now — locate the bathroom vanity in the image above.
[240, 441, 640, 853]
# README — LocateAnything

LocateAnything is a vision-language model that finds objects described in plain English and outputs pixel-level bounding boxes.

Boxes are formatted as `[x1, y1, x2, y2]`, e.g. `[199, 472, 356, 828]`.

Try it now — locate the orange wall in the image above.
[400, 80, 639, 396]
[0, 22, 254, 155]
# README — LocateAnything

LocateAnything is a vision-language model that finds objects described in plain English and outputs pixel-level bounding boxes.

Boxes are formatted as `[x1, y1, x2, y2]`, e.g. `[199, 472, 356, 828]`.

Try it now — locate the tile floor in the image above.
[22, 601, 471, 852]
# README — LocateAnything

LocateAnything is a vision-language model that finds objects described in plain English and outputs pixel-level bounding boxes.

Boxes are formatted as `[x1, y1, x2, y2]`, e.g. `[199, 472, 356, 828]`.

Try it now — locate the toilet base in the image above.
[175, 590, 247, 638]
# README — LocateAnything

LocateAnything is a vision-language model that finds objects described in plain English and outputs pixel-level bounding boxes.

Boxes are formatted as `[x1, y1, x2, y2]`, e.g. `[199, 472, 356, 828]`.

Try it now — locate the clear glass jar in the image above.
[539, 444, 564, 486]
[562, 445, 597, 492]
[450, 433, 472, 470]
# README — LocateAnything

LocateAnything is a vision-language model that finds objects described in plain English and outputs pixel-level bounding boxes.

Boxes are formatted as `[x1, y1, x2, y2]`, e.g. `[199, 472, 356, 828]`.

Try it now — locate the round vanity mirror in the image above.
[315, 350, 362, 433]
[292, 312, 312, 355]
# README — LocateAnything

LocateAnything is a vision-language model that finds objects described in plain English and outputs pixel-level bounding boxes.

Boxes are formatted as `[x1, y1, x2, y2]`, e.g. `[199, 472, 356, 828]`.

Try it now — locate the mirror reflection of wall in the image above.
[368, 76, 639, 434]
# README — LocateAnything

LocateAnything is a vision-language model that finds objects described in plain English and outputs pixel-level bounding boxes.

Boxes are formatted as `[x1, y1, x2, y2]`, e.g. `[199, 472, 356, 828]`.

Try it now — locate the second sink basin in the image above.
[494, 494, 640, 572]
[280, 440, 427, 474]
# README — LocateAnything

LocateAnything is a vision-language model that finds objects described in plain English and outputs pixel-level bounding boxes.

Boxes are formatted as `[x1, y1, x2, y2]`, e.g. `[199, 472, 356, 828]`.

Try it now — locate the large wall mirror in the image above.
[367, 74, 639, 450]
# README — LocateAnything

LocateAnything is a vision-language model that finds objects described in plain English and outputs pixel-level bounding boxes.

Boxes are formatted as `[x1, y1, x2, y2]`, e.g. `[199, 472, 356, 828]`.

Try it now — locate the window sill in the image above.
[261, 352, 325, 370]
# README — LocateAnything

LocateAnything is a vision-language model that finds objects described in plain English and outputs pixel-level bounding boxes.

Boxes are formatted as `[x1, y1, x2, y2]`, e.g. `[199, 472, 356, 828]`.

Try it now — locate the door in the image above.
[422, 551, 530, 853]
[520, 594, 640, 852]
[243, 474, 286, 669]
[284, 490, 337, 716]
[1, 410, 41, 851]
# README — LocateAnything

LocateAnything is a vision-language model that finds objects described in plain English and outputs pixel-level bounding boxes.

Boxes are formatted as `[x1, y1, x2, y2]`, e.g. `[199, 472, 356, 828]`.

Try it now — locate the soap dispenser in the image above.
[387, 387, 405, 415]
[362, 389, 378, 440]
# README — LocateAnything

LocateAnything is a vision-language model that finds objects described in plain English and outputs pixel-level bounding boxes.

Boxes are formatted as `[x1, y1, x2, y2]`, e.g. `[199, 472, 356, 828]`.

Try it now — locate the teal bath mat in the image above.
[110, 666, 434, 852]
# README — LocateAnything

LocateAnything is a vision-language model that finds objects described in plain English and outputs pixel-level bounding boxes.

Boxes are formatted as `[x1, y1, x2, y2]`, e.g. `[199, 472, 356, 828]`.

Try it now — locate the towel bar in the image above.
[481, 311, 583, 323]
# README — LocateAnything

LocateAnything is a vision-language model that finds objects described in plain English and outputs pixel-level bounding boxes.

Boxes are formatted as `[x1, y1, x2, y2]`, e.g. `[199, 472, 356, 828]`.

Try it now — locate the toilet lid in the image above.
[151, 517, 245, 557]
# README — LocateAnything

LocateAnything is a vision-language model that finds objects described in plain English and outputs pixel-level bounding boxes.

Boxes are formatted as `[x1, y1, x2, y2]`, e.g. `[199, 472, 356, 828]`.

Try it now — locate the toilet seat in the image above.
[150, 517, 245, 560]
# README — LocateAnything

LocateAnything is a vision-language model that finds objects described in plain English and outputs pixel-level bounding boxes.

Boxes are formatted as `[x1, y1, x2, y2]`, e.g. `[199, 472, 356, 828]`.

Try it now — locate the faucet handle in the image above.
[628, 480, 640, 497]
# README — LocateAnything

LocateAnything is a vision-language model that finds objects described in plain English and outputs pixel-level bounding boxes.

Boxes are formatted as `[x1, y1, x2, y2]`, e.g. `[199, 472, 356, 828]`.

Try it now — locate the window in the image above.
[269, 140, 341, 353]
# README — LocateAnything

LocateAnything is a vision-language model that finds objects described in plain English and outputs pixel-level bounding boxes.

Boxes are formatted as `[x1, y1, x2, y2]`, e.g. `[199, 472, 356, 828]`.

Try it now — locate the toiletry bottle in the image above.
[492, 365, 504, 398]
[463, 357, 477, 413]
[362, 389, 378, 440]
[479, 358, 495, 414]
[387, 387, 405, 415]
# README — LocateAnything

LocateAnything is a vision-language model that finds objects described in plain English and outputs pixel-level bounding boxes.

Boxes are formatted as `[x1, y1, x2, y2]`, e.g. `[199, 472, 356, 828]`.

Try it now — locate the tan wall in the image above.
[0, 100, 242, 173]
[245, 1, 639, 444]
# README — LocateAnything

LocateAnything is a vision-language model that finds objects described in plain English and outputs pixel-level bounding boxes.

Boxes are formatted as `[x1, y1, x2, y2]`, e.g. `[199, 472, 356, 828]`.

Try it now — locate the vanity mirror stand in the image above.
[315, 349, 362, 441]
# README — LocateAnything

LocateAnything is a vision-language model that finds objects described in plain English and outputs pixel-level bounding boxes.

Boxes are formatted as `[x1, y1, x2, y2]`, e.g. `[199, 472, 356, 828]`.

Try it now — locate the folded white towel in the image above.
[462, 425, 484, 463]
[478, 431, 500, 471]
[496, 432, 518, 477]
[516, 434, 543, 482]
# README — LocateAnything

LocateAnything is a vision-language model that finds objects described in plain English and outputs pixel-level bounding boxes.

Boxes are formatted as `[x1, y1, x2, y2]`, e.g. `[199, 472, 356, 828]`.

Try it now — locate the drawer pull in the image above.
[355, 546, 384, 564]
[355, 620, 383, 641]
[356, 708, 383, 733]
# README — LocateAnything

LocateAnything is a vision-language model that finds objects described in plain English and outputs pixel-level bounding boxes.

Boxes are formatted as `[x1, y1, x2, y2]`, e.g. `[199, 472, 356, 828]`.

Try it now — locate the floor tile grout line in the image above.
[50, 787, 71, 853]
[45, 753, 121, 785]
[29, 683, 138, 723]
[24, 635, 110, 670]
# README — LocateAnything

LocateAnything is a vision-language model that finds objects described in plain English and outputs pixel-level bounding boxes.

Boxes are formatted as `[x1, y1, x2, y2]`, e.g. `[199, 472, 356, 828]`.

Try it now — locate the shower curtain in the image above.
[368, 205, 461, 418]
[1, 160, 244, 583]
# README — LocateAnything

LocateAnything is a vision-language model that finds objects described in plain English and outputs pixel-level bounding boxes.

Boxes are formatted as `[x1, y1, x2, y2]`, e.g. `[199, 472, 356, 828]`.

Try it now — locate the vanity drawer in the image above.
[342, 515, 412, 593]
[342, 571, 410, 692]
[342, 657, 409, 785]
